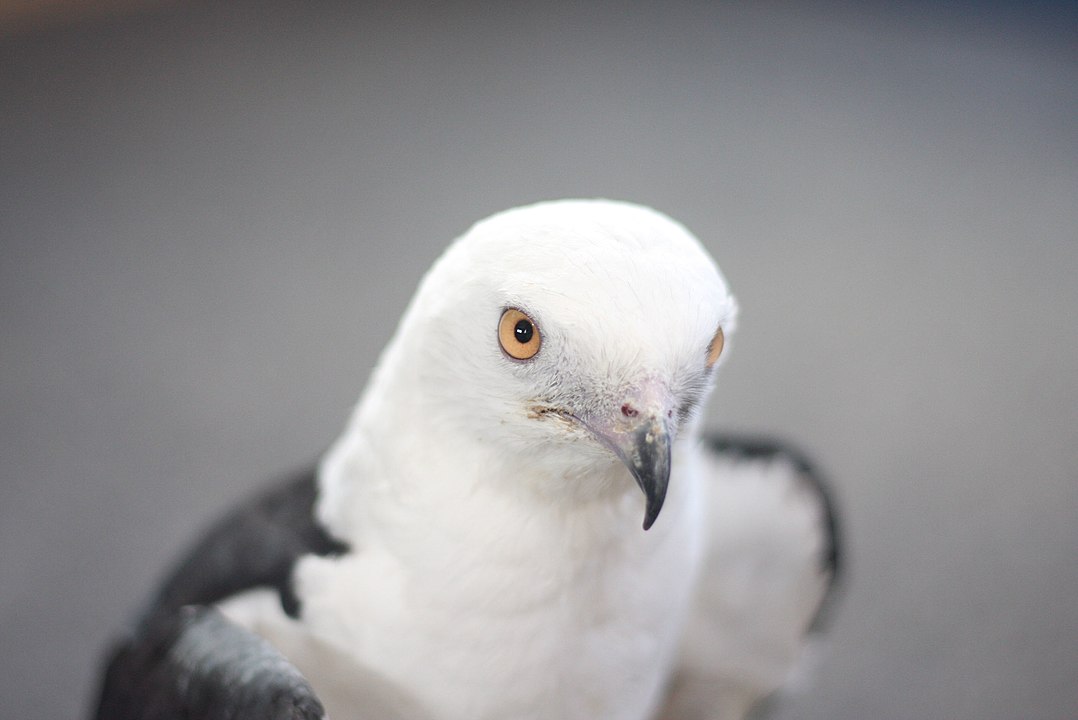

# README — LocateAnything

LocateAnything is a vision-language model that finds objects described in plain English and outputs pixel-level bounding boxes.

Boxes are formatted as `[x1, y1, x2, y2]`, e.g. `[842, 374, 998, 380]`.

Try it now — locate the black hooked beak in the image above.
[621, 415, 672, 530]
[582, 411, 673, 531]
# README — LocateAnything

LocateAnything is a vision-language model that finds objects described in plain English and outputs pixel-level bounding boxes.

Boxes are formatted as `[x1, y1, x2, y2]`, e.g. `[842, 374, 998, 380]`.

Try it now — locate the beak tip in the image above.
[641, 496, 664, 531]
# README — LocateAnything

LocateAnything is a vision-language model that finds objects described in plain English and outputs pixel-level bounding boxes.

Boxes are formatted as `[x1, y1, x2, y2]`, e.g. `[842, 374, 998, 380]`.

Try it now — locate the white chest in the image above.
[284, 483, 701, 720]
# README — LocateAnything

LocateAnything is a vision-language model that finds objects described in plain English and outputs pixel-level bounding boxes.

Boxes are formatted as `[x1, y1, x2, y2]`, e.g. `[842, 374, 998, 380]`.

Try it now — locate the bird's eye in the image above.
[499, 308, 542, 360]
[706, 326, 725, 369]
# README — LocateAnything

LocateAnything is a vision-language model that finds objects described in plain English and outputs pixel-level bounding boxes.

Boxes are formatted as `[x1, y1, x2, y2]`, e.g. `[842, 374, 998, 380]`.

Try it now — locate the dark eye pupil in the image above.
[514, 319, 533, 343]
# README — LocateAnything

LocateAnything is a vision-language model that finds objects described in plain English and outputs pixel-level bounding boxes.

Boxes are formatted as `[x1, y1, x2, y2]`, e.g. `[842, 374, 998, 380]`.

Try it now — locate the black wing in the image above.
[96, 606, 326, 720]
[147, 468, 349, 619]
[94, 469, 349, 720]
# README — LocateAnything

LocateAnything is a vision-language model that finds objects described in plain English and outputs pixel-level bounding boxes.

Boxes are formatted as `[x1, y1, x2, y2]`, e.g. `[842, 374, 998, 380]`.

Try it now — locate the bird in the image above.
[93, 199, 840, 720]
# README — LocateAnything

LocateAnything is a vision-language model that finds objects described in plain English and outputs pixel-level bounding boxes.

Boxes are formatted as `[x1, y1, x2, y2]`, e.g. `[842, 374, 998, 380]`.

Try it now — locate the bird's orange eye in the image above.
[706, 326, 725, 368]
[498, 308, 542, 360]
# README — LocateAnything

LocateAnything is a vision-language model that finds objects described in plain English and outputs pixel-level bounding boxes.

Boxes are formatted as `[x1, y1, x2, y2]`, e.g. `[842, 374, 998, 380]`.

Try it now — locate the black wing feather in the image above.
[95, 606, 326, 720]
[94, 468, 348, 719]
[147, 468, 348, 619]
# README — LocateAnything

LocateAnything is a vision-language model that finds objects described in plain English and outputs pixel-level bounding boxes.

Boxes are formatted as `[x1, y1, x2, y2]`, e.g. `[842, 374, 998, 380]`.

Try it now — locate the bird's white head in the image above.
[344, 199, 737, 531]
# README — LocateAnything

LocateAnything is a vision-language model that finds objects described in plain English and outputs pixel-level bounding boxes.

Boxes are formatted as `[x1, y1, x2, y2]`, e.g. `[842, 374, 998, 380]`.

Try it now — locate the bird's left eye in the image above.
[499, 308, 542, 360]
[706, 326, 725, 368]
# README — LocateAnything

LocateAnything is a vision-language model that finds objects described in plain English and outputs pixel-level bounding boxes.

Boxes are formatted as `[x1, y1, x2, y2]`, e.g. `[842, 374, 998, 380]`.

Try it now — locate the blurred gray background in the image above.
[2, 2, 1076, 718]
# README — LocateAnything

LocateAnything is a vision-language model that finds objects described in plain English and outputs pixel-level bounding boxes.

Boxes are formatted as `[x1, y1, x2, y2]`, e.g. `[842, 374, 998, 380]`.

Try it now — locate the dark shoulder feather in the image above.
[146, 467, 349, 620]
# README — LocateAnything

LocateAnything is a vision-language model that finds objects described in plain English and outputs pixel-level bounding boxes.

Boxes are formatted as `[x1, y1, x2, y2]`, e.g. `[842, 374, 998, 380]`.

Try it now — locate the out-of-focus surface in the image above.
[2, 2, 1075, 718]
[0, 0, 175, 37]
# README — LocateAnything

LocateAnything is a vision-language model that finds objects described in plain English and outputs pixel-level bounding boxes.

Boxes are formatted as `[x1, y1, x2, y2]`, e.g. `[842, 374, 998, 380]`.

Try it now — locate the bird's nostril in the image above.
[621, 403, 639, 418]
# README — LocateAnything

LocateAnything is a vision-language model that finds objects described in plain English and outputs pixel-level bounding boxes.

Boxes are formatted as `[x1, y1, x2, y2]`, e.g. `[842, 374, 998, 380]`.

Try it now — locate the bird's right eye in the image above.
[499, 308, 542, 360]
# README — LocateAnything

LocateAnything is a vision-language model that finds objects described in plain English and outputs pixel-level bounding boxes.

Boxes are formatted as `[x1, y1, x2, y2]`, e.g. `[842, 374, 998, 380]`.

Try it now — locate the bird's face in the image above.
[408, 200, 736, 529]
